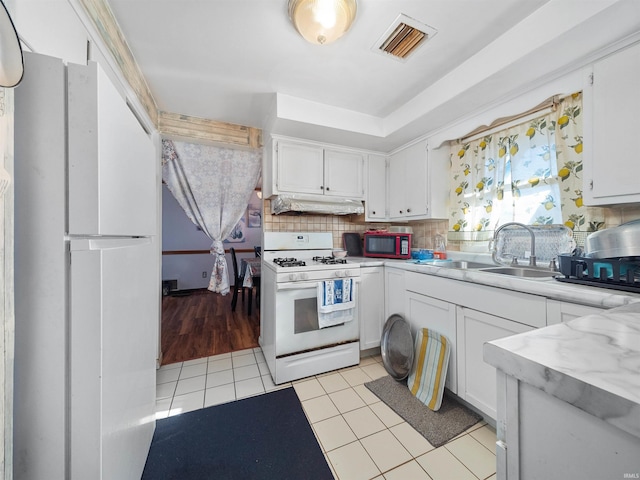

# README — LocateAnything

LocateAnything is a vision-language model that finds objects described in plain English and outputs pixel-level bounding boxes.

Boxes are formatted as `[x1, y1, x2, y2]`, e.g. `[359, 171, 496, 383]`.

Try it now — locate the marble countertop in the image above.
[484, 302, 640, 439]
[376, 254, 640, 309]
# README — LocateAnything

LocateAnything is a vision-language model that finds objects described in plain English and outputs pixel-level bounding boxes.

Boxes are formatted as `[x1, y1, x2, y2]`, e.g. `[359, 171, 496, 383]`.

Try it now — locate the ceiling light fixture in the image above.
[288, 0, 357, 45]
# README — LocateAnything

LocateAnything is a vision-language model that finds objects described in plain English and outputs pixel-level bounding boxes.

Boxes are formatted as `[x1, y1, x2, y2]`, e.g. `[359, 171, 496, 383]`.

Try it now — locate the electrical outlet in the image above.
[202, 271, 207, 278]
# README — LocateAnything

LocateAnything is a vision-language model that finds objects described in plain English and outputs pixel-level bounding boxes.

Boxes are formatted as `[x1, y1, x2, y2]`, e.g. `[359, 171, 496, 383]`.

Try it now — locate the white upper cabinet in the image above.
[388, 140, 448, 221]
[268, 136, 365, 199]
[365, 153, 387, 221]
[324, 149, 365, 198]
[274, 140, 325, 195]
[583, 41, 640, 205]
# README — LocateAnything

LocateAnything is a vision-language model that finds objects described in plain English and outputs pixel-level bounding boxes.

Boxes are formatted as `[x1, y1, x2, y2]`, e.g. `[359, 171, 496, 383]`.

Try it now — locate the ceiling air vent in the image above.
[373, 14, 437, 62]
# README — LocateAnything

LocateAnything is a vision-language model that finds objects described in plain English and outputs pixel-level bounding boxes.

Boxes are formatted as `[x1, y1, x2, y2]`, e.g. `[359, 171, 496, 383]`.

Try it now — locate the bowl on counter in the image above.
[332, 249, 347, 258]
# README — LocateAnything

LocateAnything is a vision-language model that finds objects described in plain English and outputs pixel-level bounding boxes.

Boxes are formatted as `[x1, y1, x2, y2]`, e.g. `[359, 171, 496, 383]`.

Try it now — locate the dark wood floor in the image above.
[160, 288, 260, 366]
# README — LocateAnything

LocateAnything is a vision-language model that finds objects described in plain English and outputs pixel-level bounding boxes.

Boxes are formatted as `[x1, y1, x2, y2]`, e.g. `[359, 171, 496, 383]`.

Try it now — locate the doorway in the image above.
[160, 185, 262, 365]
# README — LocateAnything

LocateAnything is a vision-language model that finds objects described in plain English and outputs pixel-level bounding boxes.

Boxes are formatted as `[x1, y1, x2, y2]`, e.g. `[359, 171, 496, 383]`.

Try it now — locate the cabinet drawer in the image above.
[405, 272, 546, 328]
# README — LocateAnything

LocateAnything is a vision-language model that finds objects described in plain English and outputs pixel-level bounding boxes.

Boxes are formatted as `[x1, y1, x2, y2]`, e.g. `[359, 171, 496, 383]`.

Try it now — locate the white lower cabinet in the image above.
[457, 307, 533, 420]
[359, 266, 385, 350]
[546, 299, 604, 325]
[384, 267, 406, 321]
[496, 372, 640, 480]
[406, 292, 458, 394]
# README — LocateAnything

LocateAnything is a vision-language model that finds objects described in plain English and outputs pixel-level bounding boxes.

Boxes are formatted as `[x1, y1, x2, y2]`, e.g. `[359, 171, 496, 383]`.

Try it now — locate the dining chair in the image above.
[230, 247, 245, 312]
[247, 251, 261, 315]
[248, 265, 260, 315]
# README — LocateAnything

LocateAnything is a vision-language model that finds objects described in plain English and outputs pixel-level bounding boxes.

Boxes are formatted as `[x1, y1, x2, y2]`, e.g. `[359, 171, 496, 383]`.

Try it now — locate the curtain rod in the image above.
[460, 95, 560, 143]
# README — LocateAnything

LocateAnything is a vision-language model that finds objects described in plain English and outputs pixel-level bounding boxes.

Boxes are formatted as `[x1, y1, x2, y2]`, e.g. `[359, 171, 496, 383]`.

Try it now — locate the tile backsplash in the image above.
[262, 199, 449, 250]
[263, 199, 640, 252]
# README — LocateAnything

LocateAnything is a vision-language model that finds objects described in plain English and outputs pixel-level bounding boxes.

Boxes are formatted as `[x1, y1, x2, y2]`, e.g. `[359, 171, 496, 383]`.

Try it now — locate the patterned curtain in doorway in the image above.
[162, 140, 262, 294]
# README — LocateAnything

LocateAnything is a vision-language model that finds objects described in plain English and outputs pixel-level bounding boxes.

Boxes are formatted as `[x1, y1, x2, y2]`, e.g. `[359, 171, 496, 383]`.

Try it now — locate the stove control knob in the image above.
[334, 270, 345, 278]
[300, 273, 309, 280]
[289, 273, 298, 281]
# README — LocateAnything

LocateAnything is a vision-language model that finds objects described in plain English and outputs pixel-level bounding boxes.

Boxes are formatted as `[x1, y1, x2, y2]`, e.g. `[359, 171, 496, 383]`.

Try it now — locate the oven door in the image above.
[275, 280, 359, 357]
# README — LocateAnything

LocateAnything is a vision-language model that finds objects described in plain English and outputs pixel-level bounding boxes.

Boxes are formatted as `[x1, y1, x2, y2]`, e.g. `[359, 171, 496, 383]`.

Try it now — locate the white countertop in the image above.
[484, 302, 640, 439]
[377, 254, 640, 309]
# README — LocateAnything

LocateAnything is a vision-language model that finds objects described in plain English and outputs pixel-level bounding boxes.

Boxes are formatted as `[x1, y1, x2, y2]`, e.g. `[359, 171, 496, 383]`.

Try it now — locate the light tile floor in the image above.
[156, 348, 497, 480]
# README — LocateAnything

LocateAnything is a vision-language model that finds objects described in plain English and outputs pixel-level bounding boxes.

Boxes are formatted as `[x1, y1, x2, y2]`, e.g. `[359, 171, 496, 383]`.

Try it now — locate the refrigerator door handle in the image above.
[70, 237, 151, 251]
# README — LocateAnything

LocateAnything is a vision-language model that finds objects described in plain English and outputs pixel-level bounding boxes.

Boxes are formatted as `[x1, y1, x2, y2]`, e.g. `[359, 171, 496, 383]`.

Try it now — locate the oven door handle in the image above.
[276, 278, 361, 291]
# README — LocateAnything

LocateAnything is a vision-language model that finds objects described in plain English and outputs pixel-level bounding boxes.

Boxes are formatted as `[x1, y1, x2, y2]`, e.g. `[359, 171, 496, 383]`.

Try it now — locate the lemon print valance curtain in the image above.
[448, 92, 604, 244]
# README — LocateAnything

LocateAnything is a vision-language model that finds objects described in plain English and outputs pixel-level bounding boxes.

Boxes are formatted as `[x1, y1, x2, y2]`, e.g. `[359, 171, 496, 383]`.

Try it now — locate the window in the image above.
[448, 92, 603, 249]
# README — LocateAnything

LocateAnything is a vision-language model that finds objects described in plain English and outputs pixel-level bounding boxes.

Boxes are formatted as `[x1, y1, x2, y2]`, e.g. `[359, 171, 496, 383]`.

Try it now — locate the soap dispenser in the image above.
[434, 234, 447, 259]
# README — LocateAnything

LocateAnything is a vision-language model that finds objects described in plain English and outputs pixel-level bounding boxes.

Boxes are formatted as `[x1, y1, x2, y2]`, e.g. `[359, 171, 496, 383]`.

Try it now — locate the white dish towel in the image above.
[317, 279, 356, 329]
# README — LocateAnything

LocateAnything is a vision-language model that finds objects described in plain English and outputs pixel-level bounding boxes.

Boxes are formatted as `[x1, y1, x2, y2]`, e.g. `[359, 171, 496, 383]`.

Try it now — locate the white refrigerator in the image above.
[13, 52, 159, 480]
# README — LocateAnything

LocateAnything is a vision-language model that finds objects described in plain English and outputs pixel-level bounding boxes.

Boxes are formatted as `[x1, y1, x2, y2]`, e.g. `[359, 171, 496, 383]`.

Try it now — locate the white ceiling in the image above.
[106, 2, 547, 122]
[106, 0, 640, 150]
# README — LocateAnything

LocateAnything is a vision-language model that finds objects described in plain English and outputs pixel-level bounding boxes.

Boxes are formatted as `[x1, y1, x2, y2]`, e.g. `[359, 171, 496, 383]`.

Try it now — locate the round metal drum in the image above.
[585, 219, 640, 258]
[380, 314, 414, 381]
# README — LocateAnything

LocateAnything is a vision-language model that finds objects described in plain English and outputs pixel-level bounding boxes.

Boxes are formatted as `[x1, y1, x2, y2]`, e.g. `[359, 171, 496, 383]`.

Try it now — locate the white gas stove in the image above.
[259, 232, 361, 384]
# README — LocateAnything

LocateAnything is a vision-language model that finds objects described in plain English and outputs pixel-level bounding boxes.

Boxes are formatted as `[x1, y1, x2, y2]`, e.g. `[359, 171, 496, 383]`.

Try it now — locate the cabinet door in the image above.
[546, 300, 604, 325]
[584, 42, 640, 205]
[457, 307, 533, 419]
[403, 142, 429, 217]
[388, 154, 406, 219]
[384, 267, 405, 320]
[389, 141, 428, 219]
[359, 267, 385, 350]
[324, 149, 364, 198]
[276, 141, 324, 195]
[365, 154, 387, 221]
[406, 292, 457, 393]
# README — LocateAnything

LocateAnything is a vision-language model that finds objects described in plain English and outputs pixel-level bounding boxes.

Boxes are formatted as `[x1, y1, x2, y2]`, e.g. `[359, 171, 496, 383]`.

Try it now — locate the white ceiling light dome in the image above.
[288, 0, 357, 45]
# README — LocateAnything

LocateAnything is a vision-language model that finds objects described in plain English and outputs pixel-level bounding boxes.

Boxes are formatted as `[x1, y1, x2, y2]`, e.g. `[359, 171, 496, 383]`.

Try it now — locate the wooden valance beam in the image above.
[77, 0, 263, 150]
[78, 0, 159, 126]
[159, 111, 262, 149]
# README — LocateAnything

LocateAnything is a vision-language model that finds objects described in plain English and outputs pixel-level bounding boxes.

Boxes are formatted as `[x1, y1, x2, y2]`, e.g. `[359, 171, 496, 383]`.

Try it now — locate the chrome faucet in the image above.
[492, 222, 537, 267]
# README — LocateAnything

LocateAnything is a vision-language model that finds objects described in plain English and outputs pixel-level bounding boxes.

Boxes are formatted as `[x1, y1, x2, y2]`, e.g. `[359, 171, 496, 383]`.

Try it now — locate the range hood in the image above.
[271, 194, 364, 215]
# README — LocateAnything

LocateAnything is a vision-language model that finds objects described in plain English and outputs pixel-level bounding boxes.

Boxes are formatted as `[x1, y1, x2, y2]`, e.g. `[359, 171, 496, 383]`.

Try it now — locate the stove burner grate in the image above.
[273, 257, 306, 268]
[313, 256, 348, 265]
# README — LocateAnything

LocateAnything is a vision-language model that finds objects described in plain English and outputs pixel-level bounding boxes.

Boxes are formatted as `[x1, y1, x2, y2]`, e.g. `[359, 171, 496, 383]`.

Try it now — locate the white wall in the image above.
[162, 185, 262, 290]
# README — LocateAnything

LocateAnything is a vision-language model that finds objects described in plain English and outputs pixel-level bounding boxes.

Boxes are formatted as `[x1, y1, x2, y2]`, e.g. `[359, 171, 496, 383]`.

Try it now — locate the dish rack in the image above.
[555, 254, 640, 293]
[492, 224, 575, 266]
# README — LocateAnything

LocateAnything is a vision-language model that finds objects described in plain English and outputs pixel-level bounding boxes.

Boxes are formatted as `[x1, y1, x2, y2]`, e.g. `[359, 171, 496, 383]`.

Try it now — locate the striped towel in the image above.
[317, 279, 355, 328]
[407, 328, 451, 411]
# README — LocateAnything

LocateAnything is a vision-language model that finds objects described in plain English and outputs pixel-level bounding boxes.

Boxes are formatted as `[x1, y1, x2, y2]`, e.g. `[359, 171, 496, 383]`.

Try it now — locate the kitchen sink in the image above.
[479, 267, 558, 278]
[445, 260, 494, 269]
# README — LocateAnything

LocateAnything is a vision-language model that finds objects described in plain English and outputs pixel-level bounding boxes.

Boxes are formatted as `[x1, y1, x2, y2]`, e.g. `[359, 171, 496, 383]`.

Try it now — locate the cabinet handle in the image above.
[399, 210, 403, 214]
[407, 208, 411, 213]
[320, 186, 324, 190]
[372, 211, 376, 215]
[326, 186, 330, 191]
